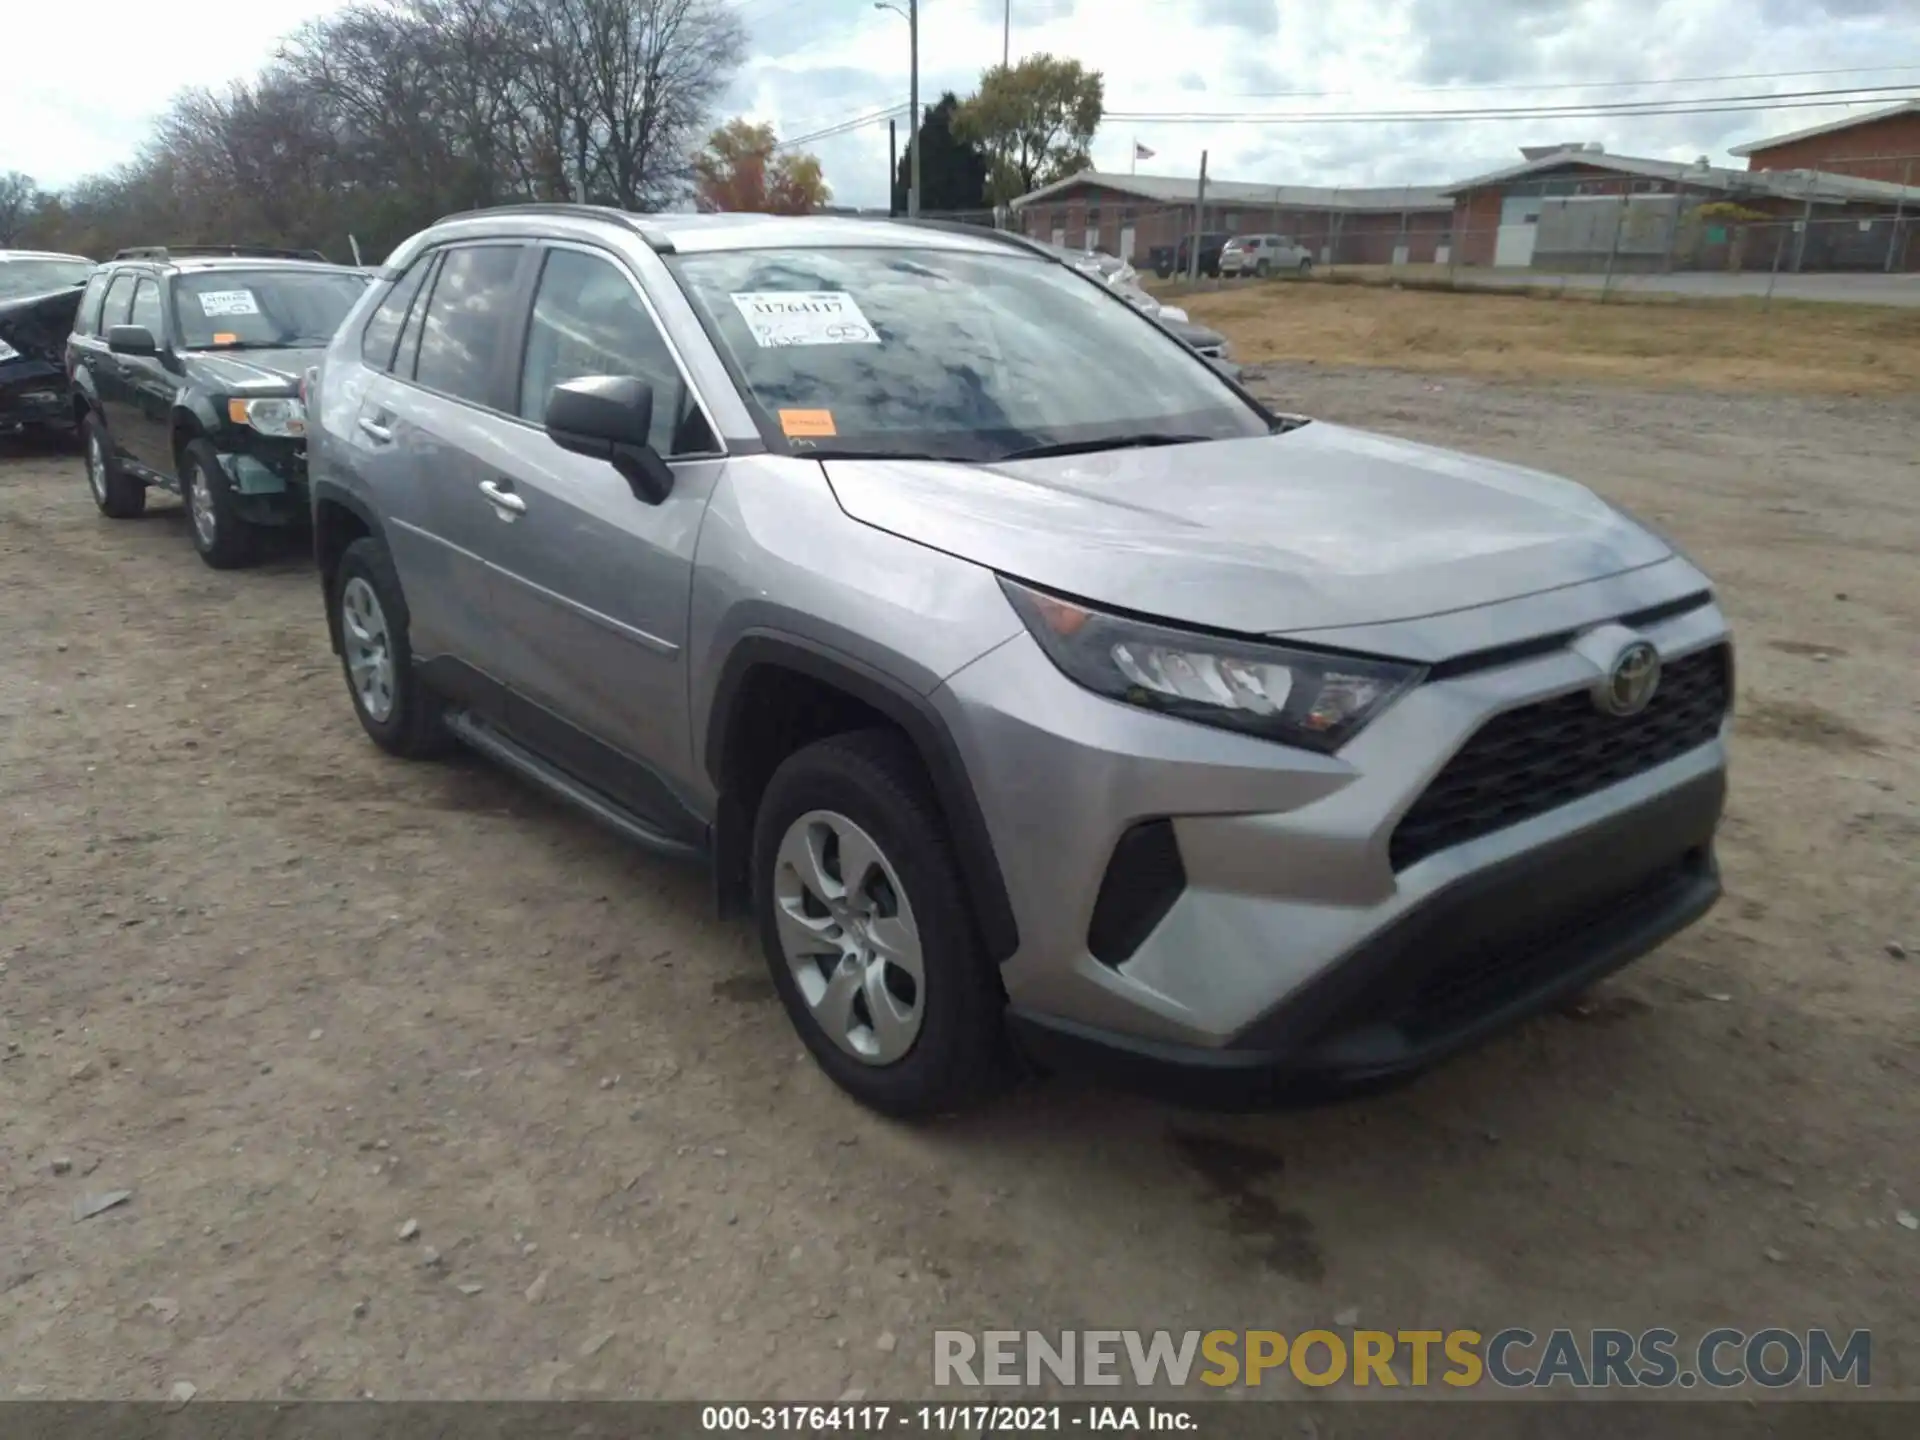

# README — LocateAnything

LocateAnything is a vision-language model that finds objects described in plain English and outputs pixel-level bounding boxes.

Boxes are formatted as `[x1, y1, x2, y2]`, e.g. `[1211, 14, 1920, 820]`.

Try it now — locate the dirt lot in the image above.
[2, 361, 1917, 1405]
[1167, 279, 1920, 395]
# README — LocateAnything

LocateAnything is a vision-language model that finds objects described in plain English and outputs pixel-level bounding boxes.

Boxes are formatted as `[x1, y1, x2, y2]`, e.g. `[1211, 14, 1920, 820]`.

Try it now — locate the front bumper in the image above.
[935, 571, 1731, 1103]
[1009, 769, 1722, 1108]
[217, 443, 309, 524]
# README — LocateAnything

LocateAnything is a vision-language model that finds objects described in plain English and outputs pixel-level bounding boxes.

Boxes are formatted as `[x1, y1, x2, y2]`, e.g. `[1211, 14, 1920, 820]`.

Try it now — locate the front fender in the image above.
[311, 478, 390, 654]
[174, 392, 223, 437]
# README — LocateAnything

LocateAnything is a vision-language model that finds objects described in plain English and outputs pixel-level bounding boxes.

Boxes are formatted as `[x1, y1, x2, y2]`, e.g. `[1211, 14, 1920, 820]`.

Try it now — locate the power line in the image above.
[776, 102, 911, 150]
[1211, 65, 1920, 100]
[1104, 83, 1920, 125]
[754, 64, 1919, 153]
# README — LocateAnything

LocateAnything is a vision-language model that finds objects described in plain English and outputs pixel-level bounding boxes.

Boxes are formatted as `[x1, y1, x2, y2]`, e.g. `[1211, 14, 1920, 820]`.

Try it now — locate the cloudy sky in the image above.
[7, 0, 1918, 208]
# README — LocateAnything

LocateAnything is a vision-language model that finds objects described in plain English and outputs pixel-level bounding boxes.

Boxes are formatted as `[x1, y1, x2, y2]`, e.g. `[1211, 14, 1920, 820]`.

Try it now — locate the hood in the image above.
[185, 347, 316, 392]
[821, 424, 1672, 635]
[0, 286, 85, 365]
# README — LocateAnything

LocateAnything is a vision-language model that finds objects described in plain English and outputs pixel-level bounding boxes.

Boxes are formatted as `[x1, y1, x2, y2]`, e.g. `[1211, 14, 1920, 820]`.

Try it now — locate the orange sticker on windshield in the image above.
[779, 409, 837, 438]
[213, 333, 239, 345]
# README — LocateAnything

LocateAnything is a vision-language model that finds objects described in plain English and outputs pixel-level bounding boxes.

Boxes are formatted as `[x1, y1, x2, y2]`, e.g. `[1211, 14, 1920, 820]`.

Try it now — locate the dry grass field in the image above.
[1172, 279, 1920, 395]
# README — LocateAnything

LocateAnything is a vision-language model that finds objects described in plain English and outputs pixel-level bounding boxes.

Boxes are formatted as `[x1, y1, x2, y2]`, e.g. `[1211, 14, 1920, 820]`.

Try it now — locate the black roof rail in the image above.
[111, 244, 332, 263]
[432, 202, 676, 253]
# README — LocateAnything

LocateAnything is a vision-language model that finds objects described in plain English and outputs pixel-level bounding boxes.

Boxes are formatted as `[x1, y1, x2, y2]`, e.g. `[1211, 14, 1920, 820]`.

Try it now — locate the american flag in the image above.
[1134, 142, 1155, 160]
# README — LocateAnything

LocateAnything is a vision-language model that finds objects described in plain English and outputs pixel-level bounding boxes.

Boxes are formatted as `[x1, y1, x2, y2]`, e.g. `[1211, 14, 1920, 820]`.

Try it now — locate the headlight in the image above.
[1000, 579, 1424, 754]
[0, 338, 19, 362]
[227, 396, 306, 437]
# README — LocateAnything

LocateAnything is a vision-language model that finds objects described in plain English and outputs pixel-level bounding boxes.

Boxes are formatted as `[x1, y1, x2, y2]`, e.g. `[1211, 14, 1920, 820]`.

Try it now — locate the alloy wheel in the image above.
[86, 434, 107, 503]
[340, 576, 396, 723]
[189, 468, 217, 548]
[771, 809, 925, 1065]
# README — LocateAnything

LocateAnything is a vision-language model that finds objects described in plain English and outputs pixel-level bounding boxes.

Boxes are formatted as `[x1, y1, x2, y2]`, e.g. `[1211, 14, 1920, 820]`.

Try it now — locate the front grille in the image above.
[1398, 854, 1701, 1040]
[1389, 643, 1731, 872]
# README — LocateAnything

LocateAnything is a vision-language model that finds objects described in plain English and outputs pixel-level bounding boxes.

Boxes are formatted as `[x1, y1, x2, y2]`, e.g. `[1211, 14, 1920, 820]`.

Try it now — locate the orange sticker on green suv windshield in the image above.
[779, 409, 837, 438]
[212, 333, 239, 345]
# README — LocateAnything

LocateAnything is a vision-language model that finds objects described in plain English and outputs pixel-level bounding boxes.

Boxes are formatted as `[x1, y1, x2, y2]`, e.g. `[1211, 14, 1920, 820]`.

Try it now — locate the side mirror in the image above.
[107, 324, 158, 357]
[544, 374, 674, 505]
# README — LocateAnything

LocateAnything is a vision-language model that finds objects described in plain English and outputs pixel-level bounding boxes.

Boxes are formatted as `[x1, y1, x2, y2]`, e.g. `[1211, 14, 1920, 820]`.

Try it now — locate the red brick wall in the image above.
[1451, 191, 1504, 265]
[1019, 184, 1191, 260]
[1743, 113, 1920, 184]
[1019, 183, 1451, 265]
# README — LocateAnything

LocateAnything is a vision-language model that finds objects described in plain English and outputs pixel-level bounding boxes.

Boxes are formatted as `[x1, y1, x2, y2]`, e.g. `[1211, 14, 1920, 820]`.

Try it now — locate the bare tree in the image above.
[521, 0, 746, 211]
[0, 171, 39, 247]
[19, 0, 748, 261]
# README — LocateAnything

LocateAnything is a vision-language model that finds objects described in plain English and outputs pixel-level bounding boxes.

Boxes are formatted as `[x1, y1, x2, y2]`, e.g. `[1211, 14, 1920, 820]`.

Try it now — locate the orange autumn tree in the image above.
[694, 119, 830, 214]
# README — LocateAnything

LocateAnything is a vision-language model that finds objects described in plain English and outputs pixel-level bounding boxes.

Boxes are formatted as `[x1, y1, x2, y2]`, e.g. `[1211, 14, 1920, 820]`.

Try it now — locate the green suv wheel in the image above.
[180, 440, 259, 569]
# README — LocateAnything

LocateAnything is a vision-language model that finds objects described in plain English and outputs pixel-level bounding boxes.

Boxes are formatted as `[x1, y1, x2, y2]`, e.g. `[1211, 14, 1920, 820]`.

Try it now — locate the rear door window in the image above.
[411, 244, 526, 407]
[75, 272, 110, 336]
[360, 254, 434, 371]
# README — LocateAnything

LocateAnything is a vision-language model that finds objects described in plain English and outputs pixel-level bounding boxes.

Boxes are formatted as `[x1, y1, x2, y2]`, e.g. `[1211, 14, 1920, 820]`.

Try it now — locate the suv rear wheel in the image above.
[82, 413, 145, 519]
[332, 536, 449, 759]
[752, 730, 1009, 1117]
[181, 440, 258, 569]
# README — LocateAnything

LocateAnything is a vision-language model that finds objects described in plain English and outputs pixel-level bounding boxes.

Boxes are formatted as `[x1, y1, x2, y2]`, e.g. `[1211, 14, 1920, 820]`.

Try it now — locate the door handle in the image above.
[357, 416, 393, 444]
[479, 479, 526, 515]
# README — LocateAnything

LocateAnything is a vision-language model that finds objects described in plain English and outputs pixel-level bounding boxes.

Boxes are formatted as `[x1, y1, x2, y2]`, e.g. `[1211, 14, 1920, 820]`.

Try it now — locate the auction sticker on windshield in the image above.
[730, 291, 879, 348]
[778, 408, 837, 438]
[196, 290, 260, 317]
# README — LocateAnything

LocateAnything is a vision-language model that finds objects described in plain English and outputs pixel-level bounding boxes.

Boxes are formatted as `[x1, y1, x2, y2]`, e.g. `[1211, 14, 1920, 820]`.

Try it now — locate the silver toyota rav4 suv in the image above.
[308, 205, 1733, 1117]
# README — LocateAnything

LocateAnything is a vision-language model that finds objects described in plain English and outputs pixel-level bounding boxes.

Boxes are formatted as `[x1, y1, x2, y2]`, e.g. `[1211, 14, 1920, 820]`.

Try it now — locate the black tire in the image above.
[331, 535, 450, 759]
[1299, 257, 1314, 275]
[752, 729, 1010, 1118]
[81, 412, 144, 519]
[1254, 259, 1272, 279]
[180, 439, 259, 569]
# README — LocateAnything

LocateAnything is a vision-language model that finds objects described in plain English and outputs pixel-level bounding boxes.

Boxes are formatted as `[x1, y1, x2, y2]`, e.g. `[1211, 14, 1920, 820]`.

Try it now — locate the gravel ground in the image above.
[1, 368, 1915, 1404]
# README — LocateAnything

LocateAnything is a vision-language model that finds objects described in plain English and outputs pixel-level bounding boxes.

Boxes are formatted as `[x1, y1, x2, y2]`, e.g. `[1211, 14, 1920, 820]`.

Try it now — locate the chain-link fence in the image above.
[985, 151, 1920, 309]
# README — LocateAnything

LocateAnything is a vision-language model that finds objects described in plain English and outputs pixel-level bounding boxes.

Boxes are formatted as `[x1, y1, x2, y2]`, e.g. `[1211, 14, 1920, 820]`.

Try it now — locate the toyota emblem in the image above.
[1595, 640, 1661, 717]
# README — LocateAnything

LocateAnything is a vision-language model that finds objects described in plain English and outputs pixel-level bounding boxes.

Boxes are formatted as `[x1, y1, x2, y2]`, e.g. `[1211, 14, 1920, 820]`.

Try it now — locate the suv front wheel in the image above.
[752, 730, 1009, 1117]
[180, 440, 258, 569]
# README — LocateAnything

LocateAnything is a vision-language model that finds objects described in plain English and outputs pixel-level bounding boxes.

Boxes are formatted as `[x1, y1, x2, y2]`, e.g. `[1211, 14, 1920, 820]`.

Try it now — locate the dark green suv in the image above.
[67, 246, 373, 568]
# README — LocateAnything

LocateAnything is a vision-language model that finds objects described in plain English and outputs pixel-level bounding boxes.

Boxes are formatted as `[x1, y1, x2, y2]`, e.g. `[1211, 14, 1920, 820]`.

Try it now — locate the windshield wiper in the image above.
[994, 432, 1211, 462]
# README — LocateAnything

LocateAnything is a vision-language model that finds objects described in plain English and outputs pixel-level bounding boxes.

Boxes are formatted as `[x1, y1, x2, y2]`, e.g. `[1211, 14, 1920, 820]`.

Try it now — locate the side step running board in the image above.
[442, 710, 706, 863]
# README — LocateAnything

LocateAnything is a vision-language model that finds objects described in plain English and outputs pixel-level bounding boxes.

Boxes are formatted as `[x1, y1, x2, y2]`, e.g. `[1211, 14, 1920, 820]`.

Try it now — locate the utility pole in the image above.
[909, 0, 921, 217]
[889, 120, 899, 217]
[1188, 150, 1209, 284]
[875, 0, 922, 217]
[1003, 0, 1010, 66]
[1887, 158, 1911, 274]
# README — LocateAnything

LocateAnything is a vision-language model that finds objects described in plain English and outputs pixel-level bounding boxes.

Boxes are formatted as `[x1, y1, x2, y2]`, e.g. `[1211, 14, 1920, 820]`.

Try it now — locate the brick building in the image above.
[1730, 100, 1920, 186]
[1007, 172, 1452, 270]
[1442, 143, 1920, 273]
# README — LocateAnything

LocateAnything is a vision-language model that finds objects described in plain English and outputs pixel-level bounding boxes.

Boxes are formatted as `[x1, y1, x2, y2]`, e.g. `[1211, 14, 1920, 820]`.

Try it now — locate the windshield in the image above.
[171, 269, 370, 349]
[0, 258, 93, 300]
[671, 246, 1265, 462]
